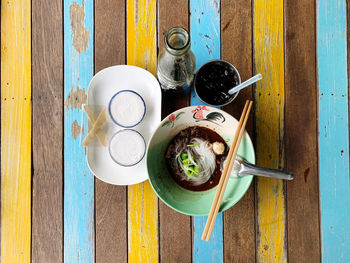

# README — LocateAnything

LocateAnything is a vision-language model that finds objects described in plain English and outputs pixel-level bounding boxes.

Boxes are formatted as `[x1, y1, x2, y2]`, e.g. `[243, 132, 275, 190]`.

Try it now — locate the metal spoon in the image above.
[229, 156, 294, 180]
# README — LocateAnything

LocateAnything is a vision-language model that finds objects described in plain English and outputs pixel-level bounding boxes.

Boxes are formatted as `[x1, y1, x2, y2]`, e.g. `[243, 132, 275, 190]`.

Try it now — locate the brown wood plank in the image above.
[32, 0, 63, 261]
[94, 0, 127, 262]
[221, 0, 255, 262]
[284, 0, 320, 261]
[158, 1, 192, 262]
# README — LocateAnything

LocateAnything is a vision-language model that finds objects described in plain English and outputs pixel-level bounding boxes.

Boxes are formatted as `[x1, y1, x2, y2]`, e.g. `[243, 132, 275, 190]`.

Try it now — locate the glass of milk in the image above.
[108, 129, 146, 166]
[108, 90, 146, 128]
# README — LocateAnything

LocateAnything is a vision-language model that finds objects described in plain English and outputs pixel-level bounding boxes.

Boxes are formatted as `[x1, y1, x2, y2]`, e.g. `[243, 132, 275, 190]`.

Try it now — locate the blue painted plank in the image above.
[317, 0, 350, 261]
[64, 0, 95, 262]
[190, 1, 223, 262]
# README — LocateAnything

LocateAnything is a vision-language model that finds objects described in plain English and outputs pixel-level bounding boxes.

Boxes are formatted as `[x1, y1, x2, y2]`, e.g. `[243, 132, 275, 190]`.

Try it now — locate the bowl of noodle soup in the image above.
[146, 105, 255, 216]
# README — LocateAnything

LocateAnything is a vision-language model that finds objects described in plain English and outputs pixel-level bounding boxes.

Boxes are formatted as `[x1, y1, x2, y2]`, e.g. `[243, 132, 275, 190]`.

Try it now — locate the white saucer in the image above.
[86, 65, 161, 185]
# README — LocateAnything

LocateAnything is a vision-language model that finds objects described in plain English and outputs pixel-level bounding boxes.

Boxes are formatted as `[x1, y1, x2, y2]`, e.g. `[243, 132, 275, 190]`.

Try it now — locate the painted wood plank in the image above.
[127, 1, 158, 262]
[317, 0, 350, 261]
[32, 0, 63, 262]
[221, 0, 256, 261]
[1, 0, 31, 262]
[94, 0, 127, 262]
[158, 1, 192, 262]
[253, 0, 287, 262]
[285, 0, 321, 261]
[190, 1, 223, 262]
[64, 0, 95, 262]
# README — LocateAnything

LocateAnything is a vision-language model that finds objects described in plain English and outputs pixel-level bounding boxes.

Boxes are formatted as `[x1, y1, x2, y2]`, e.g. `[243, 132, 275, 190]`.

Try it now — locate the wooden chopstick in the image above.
[202, 100, 253, 241]
[201, 101, 249, 241]
[205, 101, 253, 241]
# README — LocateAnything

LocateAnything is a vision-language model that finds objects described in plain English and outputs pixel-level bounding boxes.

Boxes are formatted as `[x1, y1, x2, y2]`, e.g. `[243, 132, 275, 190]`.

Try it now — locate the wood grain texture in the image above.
[190, 1, 223, 262]
[95, 0, 125, 72]
[32, 0, 63, 262]
[253, 0, 287, 262]
[1, 0, 31, 261]
[158, 1, 192, 262]
[285, 0, 321, 261]
[317, 0, 350, 261]
[64, 0, 95, 262]
[95, 0, 127, 262]
[127, 0, 158, 262]
[221, 0, 255, 262]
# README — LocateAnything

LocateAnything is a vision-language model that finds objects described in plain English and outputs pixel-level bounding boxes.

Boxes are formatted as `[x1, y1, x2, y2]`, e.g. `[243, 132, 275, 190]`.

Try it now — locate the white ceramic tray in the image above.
[86, 65, 161, 185]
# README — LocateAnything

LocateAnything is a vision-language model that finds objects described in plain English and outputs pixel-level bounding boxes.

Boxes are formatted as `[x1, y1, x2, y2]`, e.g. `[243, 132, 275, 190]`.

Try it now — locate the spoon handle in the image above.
[240, 160, 294, 180]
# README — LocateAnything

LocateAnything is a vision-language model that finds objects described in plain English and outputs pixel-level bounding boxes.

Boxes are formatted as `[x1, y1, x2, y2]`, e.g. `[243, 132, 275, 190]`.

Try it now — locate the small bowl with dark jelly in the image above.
[194, 60, 241, 106]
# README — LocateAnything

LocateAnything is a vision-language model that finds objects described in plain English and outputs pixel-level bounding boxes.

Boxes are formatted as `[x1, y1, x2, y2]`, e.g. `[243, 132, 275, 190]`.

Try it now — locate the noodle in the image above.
[165, 126, 228, 191]
[177, 138, 216, 185]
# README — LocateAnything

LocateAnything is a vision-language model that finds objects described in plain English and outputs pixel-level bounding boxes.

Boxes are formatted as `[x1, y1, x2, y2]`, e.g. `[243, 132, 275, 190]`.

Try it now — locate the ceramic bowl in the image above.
[146, 105, 255, 216]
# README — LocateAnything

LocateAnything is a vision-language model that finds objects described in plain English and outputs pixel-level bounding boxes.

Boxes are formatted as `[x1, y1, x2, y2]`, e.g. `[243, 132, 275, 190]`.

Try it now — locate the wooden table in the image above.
[1, 0, 349, 262]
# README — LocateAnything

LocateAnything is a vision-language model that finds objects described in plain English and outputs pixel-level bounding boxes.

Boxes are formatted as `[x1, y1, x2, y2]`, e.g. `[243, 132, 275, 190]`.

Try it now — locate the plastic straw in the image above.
[228, 73, 262, 95]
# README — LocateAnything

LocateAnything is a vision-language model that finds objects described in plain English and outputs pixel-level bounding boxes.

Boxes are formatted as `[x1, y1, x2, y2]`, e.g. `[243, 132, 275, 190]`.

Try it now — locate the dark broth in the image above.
[165, 126, 228, 191]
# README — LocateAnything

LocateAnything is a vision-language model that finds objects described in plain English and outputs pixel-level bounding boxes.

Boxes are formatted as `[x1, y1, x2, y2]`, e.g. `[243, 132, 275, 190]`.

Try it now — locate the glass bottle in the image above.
[157, 27, 196, 93]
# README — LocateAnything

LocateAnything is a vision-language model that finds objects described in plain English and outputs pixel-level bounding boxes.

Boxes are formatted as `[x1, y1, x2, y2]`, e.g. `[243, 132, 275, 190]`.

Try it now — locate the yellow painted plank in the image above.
[1, 0, 32, 262]
[127, 0, 157, 74]
[127, 0, 158, 262]
[253, 0, 286, 262]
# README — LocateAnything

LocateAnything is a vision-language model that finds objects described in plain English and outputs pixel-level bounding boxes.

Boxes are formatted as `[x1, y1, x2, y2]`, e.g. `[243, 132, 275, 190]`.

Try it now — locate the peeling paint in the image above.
[65, 86, 87, 110]
[135, 0, 139, 25]
[71, 120, 83, 139]
[70, 0, 90, 53]
[211, 0, 219, 13]
[205, 44, 212, 55]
